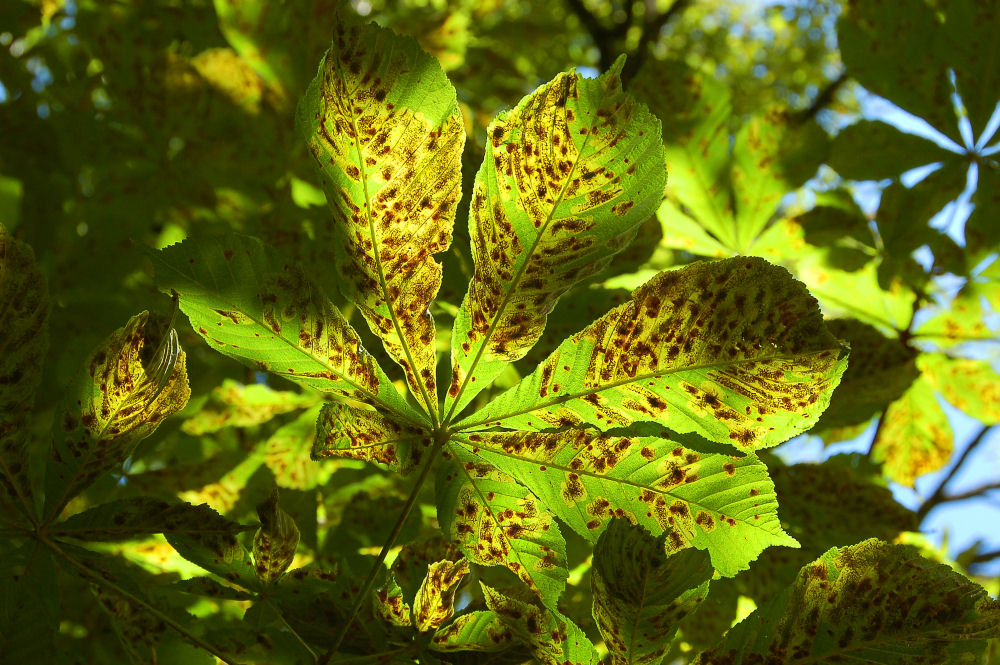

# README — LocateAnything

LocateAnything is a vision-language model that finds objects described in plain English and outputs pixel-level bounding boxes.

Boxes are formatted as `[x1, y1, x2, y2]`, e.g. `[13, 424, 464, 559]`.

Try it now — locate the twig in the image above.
[863, 412, 886, 460]
[317, 435, 446, 664]
[917, 425, 994, 521]
[969, 548, 1000, 566]
[794, 71, 847, 124]
[932, 481, 1000, 505]
[42, 537, 245, 665]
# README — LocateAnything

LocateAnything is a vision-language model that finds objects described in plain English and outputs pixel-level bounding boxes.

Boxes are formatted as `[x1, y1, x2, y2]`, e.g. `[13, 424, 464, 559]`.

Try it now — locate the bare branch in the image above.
[917, 425, 995, 521]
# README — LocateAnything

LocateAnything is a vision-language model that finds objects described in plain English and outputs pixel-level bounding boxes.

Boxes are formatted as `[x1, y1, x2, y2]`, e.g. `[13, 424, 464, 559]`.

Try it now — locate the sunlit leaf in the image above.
[263, 404, 335, 490]
[461, 257, 847, 451]
[148, 232, 422, 425]
[181, 379, 317, 436]
[695, 539, 1000, 664]
[0, 224, 48, 517]
[828, 120, 947, 181]
[414, 558, 470, 632]
[252, 490, 300, 585]
[457, 429, 797, 577]
[872, 374, 953, 487]
[47, 312, 191, 520]
[483, 585, 599, 665]
[922, 354, 1000, 425]
[445, 56, 667, 418]
[657, 199, 730, 258]
[429, 610, 516, 653]
[374, 573, 412, 628]
[437, 447, 567, 607]
[52, 497, 254, 542]
[814, 319, 918, 435]
[592, 519, 712, 665]
[299, 16, 465, 416]
[312, 401, 431, 475]
[165, 505, 258, 591]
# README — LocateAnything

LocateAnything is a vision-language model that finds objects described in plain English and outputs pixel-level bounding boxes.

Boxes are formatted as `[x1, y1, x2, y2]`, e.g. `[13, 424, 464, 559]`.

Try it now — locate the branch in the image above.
[864, 412, 886, 460]
[917, 425, 994, 521]
[969, 548, 1000, 566]
[935, 481, 1000, 505]
[794, 71, 847, 124]
[622, 0, 694, 86]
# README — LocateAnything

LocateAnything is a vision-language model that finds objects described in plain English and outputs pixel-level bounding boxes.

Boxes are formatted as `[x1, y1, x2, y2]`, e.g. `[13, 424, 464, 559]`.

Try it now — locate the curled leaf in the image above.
[414, 558, 470, 632]
[253, 489, 300, 584]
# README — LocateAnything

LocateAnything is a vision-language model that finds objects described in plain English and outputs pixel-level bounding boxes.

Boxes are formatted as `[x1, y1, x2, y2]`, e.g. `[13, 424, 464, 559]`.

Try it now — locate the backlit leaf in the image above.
[148, 233, 422, 426]
[829, 120, 947, 181]
[457, 429, 797, 577]
[461, 257, 847, 451]
[167, 522, 258, 592]
[47, 312, 191, 519]
[312, 401, 431, 475]
[592, 519, 712, 665]
[299, 15, 465, 416]
[872, 374, 953, 487]
[52, 497, 254, 542]
[414, 558, 470, 632]
[429, 610, 516, 653]
[0, 224, 48, 517]
[437, 446, 568, 607]
[181, 379, 317, 435]
[922, 354, 1000, 425]
[483, 584, 599, 665]
[264, 404, 335, 489]
[253, 489, 300, 585]
[695, 539, 1000, 664]
[445, 56, 667, 419]
[374, 573, 412, 628]
[940, 0, 1000, 139]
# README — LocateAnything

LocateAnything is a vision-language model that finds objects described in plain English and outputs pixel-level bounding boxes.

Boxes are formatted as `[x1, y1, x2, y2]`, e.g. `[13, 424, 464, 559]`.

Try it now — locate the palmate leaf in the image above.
[695, 539, 1000, 665]
[437, 446, 568, 607]
[0, 224, 48, 517]
[299, 14, 464, 418]
[455, 429, 796, 577]
[592, 519, 712, 665]
[47, 312, 191, 520]
[460, 257, 847, 451]
[445, 55, 668, 419]
[148, 232, 422, 426]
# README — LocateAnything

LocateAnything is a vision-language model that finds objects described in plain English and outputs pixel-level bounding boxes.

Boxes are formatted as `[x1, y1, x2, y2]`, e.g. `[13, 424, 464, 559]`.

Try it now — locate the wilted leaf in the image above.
[592, 519, 712, 665]
[445, 55, 667, 418]
[437, 448, 567, 607]
[52, 497, 254, 542]
[148, 232, 422, 425]
[298, 15, 465, 416]
[458, 429, 797, 577]
[695, 539, 1000, 664]
[872, 375, 953, 487]
[253, 489, 300, 584]
[312, 401, 431, 475]
[47, 312, 191, 519]
[461, 257, 847, 451]
[414, 558, 470, 632]
[0, 224, 48, 516]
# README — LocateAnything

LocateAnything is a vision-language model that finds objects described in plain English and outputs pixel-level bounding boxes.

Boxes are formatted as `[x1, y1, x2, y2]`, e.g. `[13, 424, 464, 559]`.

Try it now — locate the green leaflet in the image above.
[298, 15, 465, 417]
[0, 225, 48, 518]
[872, 374, 953, 487]
[457, 429, 797, 577]
[148, 232, 422, 426]
[167, 525, 259, 592]
[460, 257, 847, 451]
[593, 520, 712, 665]
[252, 490, 300, 585]
[413, 558, 470, 632]
[51, 497, 254, 542]
[695, 539, 1000, 665]
[47, 312, 191, 520]
[181, 379, 317, 435]
[429, 611, 516, 653]
[312, 401, 431, 475]
[483, 584, 599, 665]
[445, 55, 667, 419]
[437, 446, 568, 607]
[828, 120, 948, 182]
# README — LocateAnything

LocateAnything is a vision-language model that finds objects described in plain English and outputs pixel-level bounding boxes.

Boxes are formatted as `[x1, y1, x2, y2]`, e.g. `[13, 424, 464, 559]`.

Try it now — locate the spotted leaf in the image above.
[429, 611, 516, 653]
[47, 312, 191, 520]
[298, 15, 464, 417]
[148, 233, 422, 426]
[445, 55, 667, 420]
[166, 510, 258, 591]
[871, 374, 953, 487]
[694, 539, 1000, 665]
[253, 489, 300, 585]
[181, 379, 317, 435]
[413, 558, 470, 632]
[460, 257, 847, 450]
[312, 401, 431, 475]
[0, 225, 48, 517]
[482, 584, 599, 665]
[592, 519, 712, 665]
[922, 354, 1000, 425]
[51, 497, 254, 542]
[457, 429, 796, 577]
[437, 446, 567, 608]
[374, 573, 412, 628]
